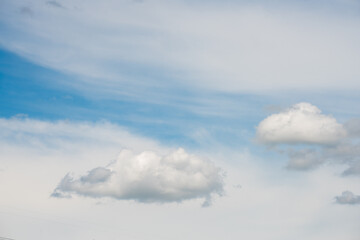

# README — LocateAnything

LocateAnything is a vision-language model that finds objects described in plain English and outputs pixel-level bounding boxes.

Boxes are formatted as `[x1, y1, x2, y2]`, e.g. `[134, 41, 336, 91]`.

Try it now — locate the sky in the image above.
[0, 0, 360, 239]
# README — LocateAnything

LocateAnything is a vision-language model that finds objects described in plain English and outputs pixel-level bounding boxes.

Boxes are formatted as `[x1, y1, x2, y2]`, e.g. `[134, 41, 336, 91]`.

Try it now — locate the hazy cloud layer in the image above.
[0, 117, 164, 153]
[335, 191, 360, 205]
[1, 0, 360, 95]
[1, 117, 360, 240]
[344, 119, 360, 138]
[323, 143, 360, 176]
[53, 148, 224, 205]
[286, 149, 322, 171]
[256, 102, 346, 145]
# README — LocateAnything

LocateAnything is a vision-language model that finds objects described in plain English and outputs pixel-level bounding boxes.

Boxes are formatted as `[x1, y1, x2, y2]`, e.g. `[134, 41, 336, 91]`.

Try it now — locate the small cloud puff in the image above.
[335, 191, 360, 205]
[52, 148, 224, 206]
[256, 102, 346, 145]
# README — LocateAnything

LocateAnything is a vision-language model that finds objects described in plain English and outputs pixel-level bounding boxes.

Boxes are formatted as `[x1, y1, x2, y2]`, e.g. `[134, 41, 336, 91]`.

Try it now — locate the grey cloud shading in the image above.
[53, 148, 224, 206]
[286, 149, 322, 171]
[46, 1, 65, 9]
[80, 167, 112, 183]
[323, 143, 360, 176]
[324, 143, 360, 162]
[201, 196, 212, 208]
[344, 119, 360, 138]
[342, 162, 360, 176]
[233, 184, 242, 189]
[282, 143, 360, 174]
[20, 6, 34, 16]
[50, 190, 72, 199]
[335, 191, 360, 205]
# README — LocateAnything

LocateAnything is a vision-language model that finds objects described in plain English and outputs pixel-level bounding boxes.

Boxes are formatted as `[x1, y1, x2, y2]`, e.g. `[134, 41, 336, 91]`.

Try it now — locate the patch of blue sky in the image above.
[0, 48, 91, 119]
[2, 46, 357, 159]
[267, 90, 360, 123]
[0, 48, 269, 150]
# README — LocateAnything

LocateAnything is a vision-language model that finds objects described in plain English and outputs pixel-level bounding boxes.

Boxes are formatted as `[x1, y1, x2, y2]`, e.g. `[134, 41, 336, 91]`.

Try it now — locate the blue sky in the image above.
[0, 0, 360, 239]
[0, 47, 269, 149]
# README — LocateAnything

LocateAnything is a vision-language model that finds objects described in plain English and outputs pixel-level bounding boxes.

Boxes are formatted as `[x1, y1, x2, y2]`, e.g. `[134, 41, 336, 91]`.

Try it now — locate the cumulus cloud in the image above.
[52, 148, 224, 205]
[0, 117, 225, 206]
[335, 191, 360, 205]
[256, 102, 346, 145]
[256, 102, 360, 174]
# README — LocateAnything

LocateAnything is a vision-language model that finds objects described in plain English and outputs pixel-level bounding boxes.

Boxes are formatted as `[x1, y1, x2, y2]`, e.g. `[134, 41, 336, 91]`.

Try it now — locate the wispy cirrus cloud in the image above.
[1, 0, 360, 95]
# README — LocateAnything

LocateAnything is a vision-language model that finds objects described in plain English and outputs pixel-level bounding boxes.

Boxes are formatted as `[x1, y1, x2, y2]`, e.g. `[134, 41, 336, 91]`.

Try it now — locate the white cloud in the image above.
[335, 191, 360, 205]
[0, 117, 224, 205]
[256, 103, 360, 174]
[256, 102, 346, 145]
[1, 117, 360, 240]
[53, 148, 224, 205]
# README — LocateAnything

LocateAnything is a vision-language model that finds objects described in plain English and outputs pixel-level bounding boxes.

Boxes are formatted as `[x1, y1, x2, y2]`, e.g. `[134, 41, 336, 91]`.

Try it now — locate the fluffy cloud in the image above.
[2, 117, 360, 240]
[52, 148, 224, 205]
[0, 117, 224, 206]
[256, 102, 346, 145]
[256, 103, 360, 174]
[335, 191, 360, 205]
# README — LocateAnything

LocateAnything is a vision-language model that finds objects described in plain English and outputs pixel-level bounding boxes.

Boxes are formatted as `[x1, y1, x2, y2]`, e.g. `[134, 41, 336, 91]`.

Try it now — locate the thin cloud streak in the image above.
[0, 0, 360, 95]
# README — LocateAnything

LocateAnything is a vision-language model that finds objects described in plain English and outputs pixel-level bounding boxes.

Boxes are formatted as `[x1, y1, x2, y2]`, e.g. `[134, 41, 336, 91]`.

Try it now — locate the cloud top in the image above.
[53, 148, 224, 205]
[256, 102, 346, 145]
